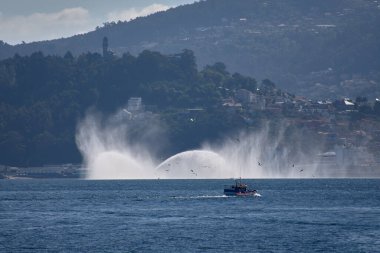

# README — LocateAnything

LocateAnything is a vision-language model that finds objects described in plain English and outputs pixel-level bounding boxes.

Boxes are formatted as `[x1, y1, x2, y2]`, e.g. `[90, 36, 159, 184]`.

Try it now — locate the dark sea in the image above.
[1, 179, 380, 252]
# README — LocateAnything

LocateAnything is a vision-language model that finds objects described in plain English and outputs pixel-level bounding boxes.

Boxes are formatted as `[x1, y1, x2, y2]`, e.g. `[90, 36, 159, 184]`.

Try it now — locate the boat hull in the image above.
[224, 189, 257, 197]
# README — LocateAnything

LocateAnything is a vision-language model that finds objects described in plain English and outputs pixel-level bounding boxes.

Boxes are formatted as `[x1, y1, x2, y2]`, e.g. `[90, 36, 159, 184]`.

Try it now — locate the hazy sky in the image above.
[0, 0, 196, 45]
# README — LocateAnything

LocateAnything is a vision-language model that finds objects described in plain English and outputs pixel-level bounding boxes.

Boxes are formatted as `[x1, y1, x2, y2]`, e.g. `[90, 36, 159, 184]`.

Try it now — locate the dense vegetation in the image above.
[1, 0, 379, 98]
[0, 50, 259, 166]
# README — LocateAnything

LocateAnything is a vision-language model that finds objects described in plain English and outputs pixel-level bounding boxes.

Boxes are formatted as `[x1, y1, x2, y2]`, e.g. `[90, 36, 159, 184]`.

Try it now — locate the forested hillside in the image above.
[0, 50, 258, 166]
[1, 0, 379, 98]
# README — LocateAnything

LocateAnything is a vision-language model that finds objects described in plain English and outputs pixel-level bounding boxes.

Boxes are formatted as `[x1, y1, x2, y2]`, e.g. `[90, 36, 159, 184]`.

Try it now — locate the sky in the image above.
[0, 0, 196, 45]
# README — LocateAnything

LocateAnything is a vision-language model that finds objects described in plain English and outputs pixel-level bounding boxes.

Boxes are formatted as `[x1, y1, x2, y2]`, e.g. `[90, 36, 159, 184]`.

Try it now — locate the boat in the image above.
[224, 178, 258, 196]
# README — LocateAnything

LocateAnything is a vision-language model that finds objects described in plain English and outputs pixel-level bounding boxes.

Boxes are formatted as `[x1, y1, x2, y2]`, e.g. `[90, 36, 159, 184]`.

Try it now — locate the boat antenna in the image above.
[240, 163, 242, 179]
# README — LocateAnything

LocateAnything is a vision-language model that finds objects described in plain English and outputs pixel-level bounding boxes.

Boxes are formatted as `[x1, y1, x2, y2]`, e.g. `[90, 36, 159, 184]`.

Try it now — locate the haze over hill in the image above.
[1, 0, 379, 99]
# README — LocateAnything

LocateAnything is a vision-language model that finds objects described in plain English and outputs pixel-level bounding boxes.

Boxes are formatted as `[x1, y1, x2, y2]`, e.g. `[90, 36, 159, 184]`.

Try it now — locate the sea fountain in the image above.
[76, 110, 371, 179]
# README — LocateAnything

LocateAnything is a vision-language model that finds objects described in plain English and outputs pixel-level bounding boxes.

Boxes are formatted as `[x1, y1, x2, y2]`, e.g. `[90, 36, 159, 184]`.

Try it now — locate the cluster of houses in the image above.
[223, 88, 380, 170]
[226, 88, 375, 113]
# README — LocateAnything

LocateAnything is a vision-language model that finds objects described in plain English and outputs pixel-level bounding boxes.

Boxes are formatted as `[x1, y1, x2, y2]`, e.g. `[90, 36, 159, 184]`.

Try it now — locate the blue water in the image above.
[1, 179, 380, 252]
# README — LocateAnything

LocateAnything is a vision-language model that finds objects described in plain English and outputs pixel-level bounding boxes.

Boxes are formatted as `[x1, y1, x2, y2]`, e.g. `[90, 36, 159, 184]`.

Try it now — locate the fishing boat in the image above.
[223, 178, 258, 196]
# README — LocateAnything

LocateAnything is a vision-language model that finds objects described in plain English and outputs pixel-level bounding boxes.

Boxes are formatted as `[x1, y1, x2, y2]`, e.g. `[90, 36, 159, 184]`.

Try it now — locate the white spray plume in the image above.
[76, 112, 157, 179]
[76, 110, 374, 179]
[203, 126, 320, 178]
